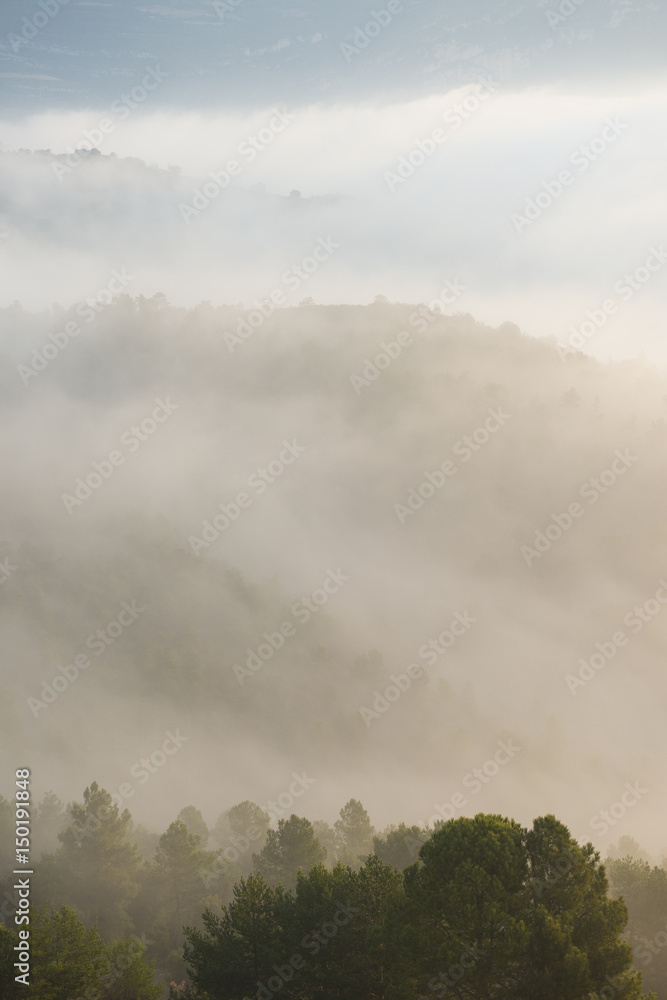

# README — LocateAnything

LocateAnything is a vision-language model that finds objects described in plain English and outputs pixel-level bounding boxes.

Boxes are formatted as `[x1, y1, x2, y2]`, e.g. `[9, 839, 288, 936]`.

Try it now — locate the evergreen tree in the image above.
[607, 854, 667, 997]
[253, 815, 326, 890]
[51, 783, 141, 939]
[373, 823, 429, 871]
[0, 925, 24, 999]
[177, 807, 210, 848]
[178, 873, 285, 999]
[334, 799, 375, 868]
[33, 792, 67, 859]
[393, 812, 656, 1000]
[100, 936, 163, 1000]
[28, 905, 108, 1000]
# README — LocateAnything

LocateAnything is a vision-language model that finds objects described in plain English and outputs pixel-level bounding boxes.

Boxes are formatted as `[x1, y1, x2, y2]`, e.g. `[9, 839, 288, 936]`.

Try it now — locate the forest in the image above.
[1, 786, 667, 999]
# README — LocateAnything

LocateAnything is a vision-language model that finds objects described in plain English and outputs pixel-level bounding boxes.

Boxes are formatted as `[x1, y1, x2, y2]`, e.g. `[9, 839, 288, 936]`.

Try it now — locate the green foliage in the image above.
[607, 854, 667, 998]
[180, 873, 286, 999]
[99, 936, 163, 1000]
[26, 905, 108, 1000]
[133, 819, 221, 982]
[334, 799, 375, 867]
[0, 925, 25, 999]
[177, 807, 210, 848]
[253, 815, 326, 889]
[51, 783, 141, 939]
[227, 802, 270, 840]
[33, 792, 67, 859]
[0, 908, 162, 1000]
[394, 813, 652, 1000]
[373, 823, 429, 871]
[180, 856, 402, 1000]
[2, 788, 658, 1000]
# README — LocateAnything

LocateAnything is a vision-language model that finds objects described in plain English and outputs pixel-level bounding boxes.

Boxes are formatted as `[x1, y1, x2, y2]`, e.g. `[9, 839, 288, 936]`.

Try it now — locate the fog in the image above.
[2, 79, 667, 364]
[1, 292, 667, 862]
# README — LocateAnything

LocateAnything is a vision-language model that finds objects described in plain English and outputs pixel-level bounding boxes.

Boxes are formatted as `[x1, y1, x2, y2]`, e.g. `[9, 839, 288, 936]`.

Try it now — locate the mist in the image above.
[1, 295, 666, 860]
[2, 80, 667, 364]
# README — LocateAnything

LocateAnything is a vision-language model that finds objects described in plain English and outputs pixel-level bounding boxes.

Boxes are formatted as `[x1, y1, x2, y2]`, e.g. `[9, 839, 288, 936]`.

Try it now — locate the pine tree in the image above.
[253, 815, 326, 889]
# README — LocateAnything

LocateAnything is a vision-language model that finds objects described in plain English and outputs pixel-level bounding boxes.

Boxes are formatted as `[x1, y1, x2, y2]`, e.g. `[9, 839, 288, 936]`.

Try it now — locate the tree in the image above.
[178, 873, 285, 999]
[393, 813, 655, 1000]
[179, 858, 402, 1000]
[27, 905, 108, 1000]
[334, 799, 375, 867]
[100, 936, 163, 1000]
[145, 819, 220, 975]
[44, 783, 140, 939]
[289, 855, 403, 1000]
[0, 925, 24, 999]
[0, 909, 163, 1000]
[177, 807, 210, 847]
[607, 854, 667, 997]
[227, 801, 270, 842]
[312, 819, 338, 866]
[33, 791, 68, 859]
[373, 823, 429, 871]
[209, 802, 270, 879]
[253, 815, 326, 889]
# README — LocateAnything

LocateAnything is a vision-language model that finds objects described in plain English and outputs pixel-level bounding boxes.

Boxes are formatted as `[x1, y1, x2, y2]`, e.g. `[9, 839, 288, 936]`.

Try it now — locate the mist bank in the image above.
[1, 298, 667, 854]
[2, 76, 666, 362]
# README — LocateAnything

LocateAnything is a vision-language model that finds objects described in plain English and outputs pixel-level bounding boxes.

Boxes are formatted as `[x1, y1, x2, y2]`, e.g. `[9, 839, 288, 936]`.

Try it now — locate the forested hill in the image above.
[1, 298, 667, 845]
